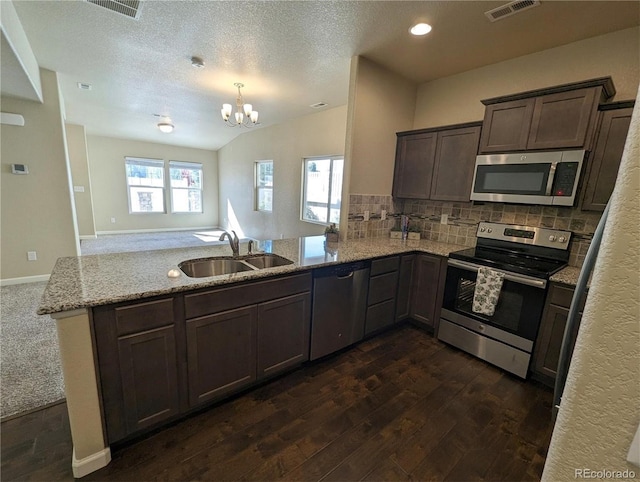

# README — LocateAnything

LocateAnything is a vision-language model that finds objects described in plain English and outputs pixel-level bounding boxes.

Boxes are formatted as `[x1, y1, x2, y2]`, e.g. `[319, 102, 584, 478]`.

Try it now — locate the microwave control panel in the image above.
[553, 162, 579, 196]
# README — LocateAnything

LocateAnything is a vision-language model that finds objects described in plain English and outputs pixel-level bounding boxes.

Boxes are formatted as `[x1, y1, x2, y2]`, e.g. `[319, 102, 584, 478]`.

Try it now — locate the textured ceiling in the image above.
[3, 1, 639, 151]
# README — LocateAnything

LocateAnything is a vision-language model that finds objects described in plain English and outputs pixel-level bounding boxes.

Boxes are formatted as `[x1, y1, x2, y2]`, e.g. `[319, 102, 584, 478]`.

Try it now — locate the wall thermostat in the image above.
[11, 164, 29, 175]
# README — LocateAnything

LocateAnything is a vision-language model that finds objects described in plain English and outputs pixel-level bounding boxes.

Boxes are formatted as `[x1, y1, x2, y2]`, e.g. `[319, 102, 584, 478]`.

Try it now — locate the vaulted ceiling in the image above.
[2, 1, 639, 150]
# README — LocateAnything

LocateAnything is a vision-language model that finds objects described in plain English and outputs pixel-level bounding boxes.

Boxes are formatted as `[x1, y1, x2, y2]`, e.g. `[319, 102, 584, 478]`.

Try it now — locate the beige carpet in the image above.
[0, 281, 64, 419]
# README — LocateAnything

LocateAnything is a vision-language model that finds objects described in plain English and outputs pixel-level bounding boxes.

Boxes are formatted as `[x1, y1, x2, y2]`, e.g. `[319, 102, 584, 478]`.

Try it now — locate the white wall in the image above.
[542, 87, 640, 481]
[86, 135, 218, 233]
[347, 56, 417, 196]
[66, 123, 96, 238]
[0, 69, 78, 282]
[414, 27, 640, 129]
[217, 105, 347, 241]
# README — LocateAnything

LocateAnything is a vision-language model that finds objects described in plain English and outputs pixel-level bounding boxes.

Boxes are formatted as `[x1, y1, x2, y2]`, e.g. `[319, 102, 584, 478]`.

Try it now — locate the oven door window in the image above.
[474, 163, 550, 195]
[443, 266, 546, 341]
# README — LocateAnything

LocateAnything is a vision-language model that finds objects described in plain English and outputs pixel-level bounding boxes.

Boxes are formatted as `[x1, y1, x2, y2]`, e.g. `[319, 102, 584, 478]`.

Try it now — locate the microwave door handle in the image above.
[447, 259, 547, 289]
[545, 162, 558, 196]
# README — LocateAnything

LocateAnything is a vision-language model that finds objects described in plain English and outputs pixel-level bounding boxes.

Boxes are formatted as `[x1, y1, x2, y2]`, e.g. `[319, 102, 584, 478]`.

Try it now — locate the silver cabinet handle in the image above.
[447, 258, 547, 289]
[336, 271, 354, 279]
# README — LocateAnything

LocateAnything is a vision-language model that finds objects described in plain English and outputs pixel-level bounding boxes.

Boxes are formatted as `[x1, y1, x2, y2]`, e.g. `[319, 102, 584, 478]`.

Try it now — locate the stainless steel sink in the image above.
[243, 254, 294, 269]
[178, 254, 294, 278]
[178, 257, 256, 278]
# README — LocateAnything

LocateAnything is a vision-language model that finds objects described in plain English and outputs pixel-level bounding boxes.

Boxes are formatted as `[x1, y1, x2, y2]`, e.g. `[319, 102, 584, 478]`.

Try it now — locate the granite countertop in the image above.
[38, 236, 465, 315]
[549, 266, 583, 287]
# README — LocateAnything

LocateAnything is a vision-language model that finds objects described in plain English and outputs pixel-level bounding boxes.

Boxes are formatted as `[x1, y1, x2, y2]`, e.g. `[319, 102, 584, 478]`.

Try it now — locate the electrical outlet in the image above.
[27, 251, 37, 261]
[440, 214, 448, 225]
[364, 210, 370, 221]
[381, 210, 387, 221]
[111, 217, 116, 223]
[73, 186, 85, 193]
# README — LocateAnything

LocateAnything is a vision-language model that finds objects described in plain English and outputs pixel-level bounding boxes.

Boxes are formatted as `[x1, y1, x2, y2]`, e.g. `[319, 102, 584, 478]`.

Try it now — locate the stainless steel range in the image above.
[438, 222, 571, 378]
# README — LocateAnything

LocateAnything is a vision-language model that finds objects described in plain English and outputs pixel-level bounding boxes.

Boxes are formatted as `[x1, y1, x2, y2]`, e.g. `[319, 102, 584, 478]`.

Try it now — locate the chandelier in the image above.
[221, 83, 259, 127]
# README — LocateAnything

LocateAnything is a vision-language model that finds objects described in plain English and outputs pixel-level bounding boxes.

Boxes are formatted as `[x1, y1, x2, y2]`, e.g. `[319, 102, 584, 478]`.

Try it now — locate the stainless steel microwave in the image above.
[470, 150, 585, 206]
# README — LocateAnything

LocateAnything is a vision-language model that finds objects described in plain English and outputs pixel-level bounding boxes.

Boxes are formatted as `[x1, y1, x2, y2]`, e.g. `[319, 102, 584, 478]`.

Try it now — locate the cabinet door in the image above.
[93, 297, 184, 443]
[392, 132, 437, 199]
[527, 87, 598, 150]
[431, 125, 481, 202]
[186, 306, 257, 407]
[478, 98, 534, 153]
[580, 107, 633, 212]
[257, 293, 311, 379]
[118, 326, 180, 434]
[532, 304, 581, 382]
[410, 254, 445, 329]
[395, 255, 415, 322]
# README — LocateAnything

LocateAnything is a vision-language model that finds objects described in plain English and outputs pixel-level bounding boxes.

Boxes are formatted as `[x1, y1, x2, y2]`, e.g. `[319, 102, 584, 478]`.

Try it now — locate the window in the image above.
[170, 161, 203, 213]
[302, 156, 344, 225]
[255, 161, 273, 212]
[125, 157, 165, 213]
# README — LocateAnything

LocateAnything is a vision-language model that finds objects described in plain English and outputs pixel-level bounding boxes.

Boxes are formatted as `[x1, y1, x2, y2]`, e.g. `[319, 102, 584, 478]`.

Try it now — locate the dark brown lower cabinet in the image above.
[257, 293, 311, 379]
[365, 257, 399, 335]
[117, 326, 180, 434]
[93, 296, 184, 443]
[532, 283, 585, 386]
[410, 254, 446, 330]
[186, 306, 257, 407]
[395, 254, 415, 321]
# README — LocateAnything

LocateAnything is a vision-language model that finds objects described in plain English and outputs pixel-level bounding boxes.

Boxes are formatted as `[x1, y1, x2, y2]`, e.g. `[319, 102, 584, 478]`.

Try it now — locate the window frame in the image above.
[301, 155, 344, 226]
[169, 160, 203, 214]
[124, 157, 166, 214]
[254, 160, 273, 213]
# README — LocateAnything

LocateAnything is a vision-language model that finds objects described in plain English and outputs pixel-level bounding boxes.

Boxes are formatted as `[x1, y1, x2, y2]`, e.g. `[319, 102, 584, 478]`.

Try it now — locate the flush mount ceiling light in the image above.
[410, 22, 432, 36]
[221, 83, 259, 128]
[157, 121, 174, 133]
[191, 56, 205, 68]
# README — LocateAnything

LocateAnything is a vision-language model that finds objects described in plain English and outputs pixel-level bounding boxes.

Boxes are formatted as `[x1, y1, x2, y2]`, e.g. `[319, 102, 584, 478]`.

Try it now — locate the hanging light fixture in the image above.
[221, 83, 259, 127]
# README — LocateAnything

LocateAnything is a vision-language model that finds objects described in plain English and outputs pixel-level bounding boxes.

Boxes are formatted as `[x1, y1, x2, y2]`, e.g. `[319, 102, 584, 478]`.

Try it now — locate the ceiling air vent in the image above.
[85, 0, 142, 20]
[310, 102, 328, 109]
[485, 0, 540, 22]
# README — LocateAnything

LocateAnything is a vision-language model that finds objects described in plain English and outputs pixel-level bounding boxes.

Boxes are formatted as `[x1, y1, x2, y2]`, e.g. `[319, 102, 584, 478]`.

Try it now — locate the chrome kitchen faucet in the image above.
[219, 230, 240, 257]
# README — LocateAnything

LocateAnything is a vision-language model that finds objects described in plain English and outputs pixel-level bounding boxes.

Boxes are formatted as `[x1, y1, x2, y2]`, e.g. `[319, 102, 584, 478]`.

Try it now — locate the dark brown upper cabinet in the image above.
[392, 131, 437, 199]
[580, 102, 634, 212]
[479, 77, 616, 154]
[393, 122, 481, 201]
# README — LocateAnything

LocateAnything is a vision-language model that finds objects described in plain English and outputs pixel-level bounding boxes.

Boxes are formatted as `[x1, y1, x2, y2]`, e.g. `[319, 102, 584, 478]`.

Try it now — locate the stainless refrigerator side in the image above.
[552, 201, 611, 419]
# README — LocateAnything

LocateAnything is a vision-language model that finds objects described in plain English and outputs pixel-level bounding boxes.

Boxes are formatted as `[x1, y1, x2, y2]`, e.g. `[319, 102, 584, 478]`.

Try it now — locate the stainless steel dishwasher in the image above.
[310, 261, 370, 360]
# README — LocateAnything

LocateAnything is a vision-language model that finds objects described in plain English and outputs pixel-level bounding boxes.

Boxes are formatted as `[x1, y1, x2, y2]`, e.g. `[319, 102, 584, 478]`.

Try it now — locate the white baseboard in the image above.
[79, 234, 97, 240]
[0, 274, 50, 286]
[72, 446, 111, 478]
[96, 226, 220, 235]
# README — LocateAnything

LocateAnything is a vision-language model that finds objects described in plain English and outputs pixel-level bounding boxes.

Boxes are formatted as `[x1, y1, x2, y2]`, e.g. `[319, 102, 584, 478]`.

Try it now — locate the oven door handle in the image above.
[447, 259, 547, 289]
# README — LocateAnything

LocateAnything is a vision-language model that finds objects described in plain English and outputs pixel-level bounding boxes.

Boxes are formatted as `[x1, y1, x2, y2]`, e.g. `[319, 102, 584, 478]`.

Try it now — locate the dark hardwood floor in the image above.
[1, 324, 555, 481]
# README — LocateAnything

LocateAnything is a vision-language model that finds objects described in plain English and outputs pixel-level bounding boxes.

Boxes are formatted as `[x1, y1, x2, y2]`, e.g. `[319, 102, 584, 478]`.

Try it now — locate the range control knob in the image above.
[548, 235, 557, 242]
[487, 228, 493, 233]
[558, 236, 567, 243]
[480, 227, 486, 232]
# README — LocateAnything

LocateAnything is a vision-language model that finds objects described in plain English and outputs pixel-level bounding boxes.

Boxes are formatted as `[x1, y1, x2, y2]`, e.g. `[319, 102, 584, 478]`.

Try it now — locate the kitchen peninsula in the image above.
[38, 235, 465, 477]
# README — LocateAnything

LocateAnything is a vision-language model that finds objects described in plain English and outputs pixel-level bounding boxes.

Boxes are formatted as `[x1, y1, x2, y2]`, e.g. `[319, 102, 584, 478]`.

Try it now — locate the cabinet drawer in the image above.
[185, 272, 312, 319]
[368, 271, 399, 306]
[548, 283, 587, 310]
[365, 300, 396, 335]
[370, 256, 400, 276]
[115, 298, 174, 336]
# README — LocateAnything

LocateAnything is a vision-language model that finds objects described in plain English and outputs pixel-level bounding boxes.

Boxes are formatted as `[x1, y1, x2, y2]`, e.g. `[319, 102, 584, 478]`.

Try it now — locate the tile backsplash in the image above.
[347, 194, 601, 268]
